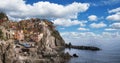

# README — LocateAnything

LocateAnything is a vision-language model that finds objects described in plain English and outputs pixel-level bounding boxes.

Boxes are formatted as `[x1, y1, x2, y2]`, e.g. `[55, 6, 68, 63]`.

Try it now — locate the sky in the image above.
[0, 0, 120, 43]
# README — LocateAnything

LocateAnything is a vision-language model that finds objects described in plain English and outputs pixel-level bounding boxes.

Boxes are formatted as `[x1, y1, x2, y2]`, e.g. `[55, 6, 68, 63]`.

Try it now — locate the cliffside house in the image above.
[14, 30, 24, 41]
[0, 26, 15, 39]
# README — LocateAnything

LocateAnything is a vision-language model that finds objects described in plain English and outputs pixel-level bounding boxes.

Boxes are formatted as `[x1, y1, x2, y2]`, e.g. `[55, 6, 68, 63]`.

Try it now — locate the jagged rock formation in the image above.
[0, 13, 68, 63]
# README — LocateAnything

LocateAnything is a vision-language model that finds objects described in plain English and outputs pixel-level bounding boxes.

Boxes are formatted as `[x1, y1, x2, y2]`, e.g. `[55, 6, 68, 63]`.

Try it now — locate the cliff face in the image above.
[0, 14, 66, 63]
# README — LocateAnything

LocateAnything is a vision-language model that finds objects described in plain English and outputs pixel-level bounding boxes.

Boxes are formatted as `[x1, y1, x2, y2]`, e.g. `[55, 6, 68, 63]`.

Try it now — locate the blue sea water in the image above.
[65, 39, 120, 63]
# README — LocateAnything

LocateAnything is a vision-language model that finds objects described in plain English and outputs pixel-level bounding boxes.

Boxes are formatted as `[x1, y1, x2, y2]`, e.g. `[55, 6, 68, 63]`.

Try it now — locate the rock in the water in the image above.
[73, 54, 79, 57]
[66, 43, 100, 51]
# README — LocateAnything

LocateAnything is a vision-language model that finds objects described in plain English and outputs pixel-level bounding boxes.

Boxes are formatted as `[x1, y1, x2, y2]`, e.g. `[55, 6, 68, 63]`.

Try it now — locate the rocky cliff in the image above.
[0, 13, 69, 63]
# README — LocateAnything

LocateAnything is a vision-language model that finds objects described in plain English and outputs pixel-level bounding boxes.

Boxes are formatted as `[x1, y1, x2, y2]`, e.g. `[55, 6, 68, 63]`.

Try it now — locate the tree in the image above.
[0, 12, 6, 20]
[0, 12, 8, 22]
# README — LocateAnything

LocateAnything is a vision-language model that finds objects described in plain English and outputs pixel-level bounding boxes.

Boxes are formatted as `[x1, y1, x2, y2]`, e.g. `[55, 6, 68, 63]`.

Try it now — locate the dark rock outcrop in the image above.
[66, 43, 100, 51]
[73, 54, 79, 57]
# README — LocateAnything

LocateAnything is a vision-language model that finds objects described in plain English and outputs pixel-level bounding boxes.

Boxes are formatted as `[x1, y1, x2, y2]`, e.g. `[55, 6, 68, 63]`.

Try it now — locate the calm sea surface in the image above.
[65, 39, 120, 63]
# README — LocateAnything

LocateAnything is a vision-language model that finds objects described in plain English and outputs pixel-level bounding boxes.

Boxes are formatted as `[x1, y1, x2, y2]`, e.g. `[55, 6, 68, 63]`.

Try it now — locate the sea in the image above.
[65, 39, 120, 63]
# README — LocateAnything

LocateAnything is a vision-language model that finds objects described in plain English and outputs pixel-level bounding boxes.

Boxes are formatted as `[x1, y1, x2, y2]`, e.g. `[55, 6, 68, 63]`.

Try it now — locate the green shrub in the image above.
[0, 12, 6, 20]
[0, 29, 3, 39]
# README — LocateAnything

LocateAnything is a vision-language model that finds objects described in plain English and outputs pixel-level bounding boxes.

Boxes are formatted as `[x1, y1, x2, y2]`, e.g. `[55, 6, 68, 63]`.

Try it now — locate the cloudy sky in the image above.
[0, 0, 120, 43]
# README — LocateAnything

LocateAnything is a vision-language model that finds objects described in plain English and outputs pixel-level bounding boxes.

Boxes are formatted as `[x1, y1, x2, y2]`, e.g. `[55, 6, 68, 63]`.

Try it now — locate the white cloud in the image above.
[60, 32, 120, 46]
[110, 23, 120, 29]
[106, 7, 120, 21]
[79, 20, 87, 27]
[90, 22, 107, 28]
[108, 7, 120, 13]
[92, 0, 120, 6]
[0, 0, 90, 21]
[102, 0, 120, 5]
[60, 32, 120, 44]
[77, 27, 89, 31]
[60, 32, 96, 39]
[105, 28, 117, 31]
[52, 18, 81, 27]
[88, 15, 98, 21]
[102, 32, 120, 38]
[61, 32, 120, 39]
[52, 18, 87, 27]
[106, 13, 120, 21]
